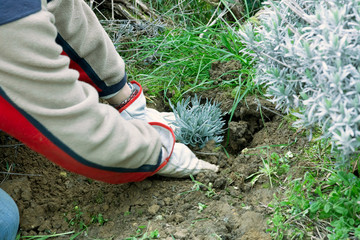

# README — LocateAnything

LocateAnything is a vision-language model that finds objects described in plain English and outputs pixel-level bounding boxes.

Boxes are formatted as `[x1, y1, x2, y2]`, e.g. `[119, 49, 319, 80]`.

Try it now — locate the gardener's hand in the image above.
[117, 81, 177, 129]
[158, 142, 219, 178]
[150, 123, 219, 178]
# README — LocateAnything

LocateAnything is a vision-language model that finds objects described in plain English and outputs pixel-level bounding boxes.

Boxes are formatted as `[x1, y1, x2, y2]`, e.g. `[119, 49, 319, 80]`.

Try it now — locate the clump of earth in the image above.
[0, 60, 308, 239]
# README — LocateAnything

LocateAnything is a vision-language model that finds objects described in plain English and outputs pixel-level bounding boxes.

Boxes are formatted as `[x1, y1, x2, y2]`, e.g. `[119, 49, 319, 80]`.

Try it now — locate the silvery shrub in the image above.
[170, 95, 226, 149]
[239, 0, 360, 165]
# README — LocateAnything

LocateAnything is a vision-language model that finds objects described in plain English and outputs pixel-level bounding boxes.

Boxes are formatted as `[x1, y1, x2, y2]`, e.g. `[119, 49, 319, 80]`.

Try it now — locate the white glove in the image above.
[119, 81, 177, 129]
[119, 81, 219, 178]
[149, 123, 219, 178]
[158, 142, 219, 178]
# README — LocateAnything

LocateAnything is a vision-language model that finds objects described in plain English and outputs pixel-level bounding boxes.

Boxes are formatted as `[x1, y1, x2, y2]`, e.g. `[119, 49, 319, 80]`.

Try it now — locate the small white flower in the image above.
[285, 151, 294, 159]
[242, 148, 249, 154]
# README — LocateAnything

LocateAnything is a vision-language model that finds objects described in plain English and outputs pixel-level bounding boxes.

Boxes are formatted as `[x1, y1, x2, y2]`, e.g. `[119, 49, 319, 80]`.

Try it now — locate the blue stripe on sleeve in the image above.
[55, 34, 126, 97]
[0, 0, 41, 26]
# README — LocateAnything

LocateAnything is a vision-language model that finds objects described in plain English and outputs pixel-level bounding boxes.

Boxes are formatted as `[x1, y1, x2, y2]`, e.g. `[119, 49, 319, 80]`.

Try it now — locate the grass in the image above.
[16, 231, 81, 240]
[115, 22, 256, 103]
[143, 0, 215, 27]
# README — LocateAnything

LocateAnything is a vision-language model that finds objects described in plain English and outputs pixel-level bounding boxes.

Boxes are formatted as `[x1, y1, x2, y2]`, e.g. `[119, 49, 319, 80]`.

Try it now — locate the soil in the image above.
[0, 60, 309, 240]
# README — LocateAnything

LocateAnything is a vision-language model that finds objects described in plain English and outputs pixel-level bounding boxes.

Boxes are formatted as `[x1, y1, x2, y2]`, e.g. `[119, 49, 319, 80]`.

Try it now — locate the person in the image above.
[0, 0, 219, 238]
[0, 188, 19, 240]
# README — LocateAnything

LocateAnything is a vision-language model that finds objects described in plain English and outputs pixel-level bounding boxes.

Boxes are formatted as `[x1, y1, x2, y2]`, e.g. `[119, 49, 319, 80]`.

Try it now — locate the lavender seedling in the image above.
[170, 95, 226, 149]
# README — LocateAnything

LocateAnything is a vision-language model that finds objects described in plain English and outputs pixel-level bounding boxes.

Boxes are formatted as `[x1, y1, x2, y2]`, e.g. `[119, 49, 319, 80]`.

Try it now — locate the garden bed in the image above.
[0, 61, 310, 240]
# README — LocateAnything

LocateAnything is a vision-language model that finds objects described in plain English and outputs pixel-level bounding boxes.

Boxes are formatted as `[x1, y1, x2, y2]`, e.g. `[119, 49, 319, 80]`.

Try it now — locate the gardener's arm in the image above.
[47, 0, 130, 101]
[0, 0, 165, 184]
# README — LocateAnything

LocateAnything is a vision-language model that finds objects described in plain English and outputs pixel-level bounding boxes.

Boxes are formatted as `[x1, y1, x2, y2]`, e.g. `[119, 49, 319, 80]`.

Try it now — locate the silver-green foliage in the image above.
[170, 95, 226, 149]
[240, 0, 360, 161]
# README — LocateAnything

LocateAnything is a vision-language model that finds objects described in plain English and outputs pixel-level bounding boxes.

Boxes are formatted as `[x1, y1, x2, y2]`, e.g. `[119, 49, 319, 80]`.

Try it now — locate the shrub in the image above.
[170, 95, 226, 149]
[239, 0, 360, 165]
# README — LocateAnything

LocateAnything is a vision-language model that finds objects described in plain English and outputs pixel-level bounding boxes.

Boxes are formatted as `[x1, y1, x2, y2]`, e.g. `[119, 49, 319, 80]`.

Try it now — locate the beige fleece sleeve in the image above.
[0, 0, 163, 183]
[48, 0, 126, 90]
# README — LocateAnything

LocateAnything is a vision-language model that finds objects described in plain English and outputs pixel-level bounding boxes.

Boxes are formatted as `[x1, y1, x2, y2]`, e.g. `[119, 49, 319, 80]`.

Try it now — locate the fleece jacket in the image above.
[0, 0, 164, 184]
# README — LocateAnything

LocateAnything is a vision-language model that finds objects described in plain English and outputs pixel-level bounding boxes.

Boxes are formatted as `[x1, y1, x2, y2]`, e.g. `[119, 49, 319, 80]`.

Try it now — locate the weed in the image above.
[64, 205, 87, 231]
[246, 150, 292, 188]
[180, 175, 217, 198]
[247, 156, 278, 188]
[91, 213, 108, 226]
[271, 152, 291, 176]
[124, 223, 160, 240]
[190, 175, 217, 198]
[267, 136, 360, 239]
[64, 204, 108, 234]
[198, 203, 208, 213]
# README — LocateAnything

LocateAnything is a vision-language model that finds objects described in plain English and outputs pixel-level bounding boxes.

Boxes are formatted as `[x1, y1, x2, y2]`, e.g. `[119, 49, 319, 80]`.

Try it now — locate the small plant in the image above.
[198, 203, 208, 213]
[124, 224, 160, 240]
[246, 151, 291, 188]
[247, 156, 278, 188]
[64, 204, 107, 232]
[91, 213, 108, 226]
[182, 175, 217, 198]
[64, 205, 87, 231]
[170, 95, 226, 149]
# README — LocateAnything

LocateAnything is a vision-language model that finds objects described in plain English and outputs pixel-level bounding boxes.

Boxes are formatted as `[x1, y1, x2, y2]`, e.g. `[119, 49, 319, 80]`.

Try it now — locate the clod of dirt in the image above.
[210, 60, 242, 83]
[173, 228, 188, 239]
[213, 177, 227, 189]
[147, 204, 160, 215]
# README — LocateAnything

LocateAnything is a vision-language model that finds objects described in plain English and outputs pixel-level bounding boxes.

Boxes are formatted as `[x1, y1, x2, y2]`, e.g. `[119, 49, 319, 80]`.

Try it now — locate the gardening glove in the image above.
[150, 123, 219, 178]
[158, 142, 219, 178]
[117, 81, 177, 130]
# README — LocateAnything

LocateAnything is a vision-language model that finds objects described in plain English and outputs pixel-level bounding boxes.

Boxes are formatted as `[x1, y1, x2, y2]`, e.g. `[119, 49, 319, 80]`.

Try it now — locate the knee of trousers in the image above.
[0, 188, 20, 240]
